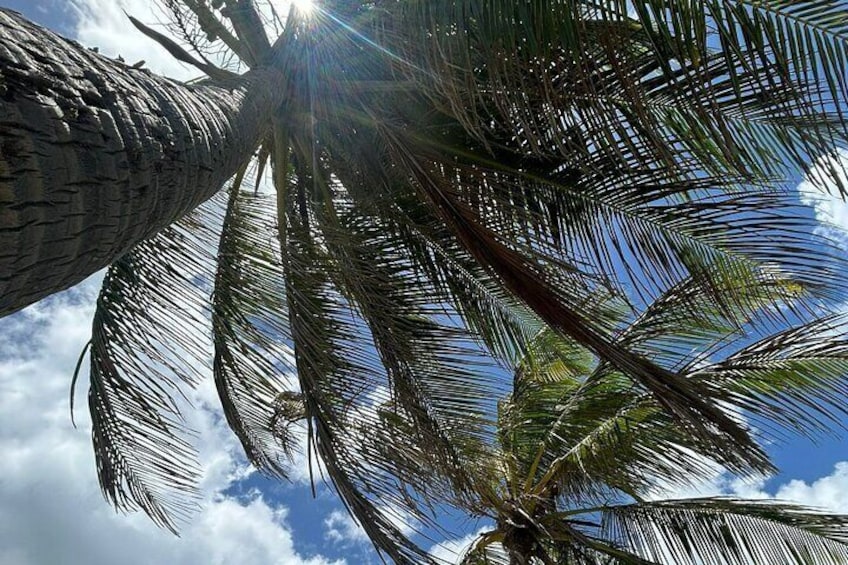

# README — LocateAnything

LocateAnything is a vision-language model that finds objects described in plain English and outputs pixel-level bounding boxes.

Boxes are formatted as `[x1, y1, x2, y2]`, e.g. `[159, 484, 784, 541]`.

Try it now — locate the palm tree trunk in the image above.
[0, 9, 285, 316]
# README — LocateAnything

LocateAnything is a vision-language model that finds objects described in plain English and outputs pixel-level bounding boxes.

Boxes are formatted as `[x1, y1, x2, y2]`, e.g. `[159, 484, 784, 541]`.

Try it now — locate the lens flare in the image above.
[291, 0, 315, 15]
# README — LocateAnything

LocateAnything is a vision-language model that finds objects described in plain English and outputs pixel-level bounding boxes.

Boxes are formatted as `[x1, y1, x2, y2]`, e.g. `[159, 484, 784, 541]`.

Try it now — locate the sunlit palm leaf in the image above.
[456, 538, 510, 565]
[592, 498, 848, 564]
[502, 275, 837, 501]
[696, 316, 848, 440]
[500, 373, 740, 502]
[609, 273, 807, 373]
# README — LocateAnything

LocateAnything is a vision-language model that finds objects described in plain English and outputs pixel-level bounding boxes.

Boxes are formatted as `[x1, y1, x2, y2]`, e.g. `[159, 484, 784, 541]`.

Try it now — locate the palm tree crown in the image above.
[428, 281, 848, 563]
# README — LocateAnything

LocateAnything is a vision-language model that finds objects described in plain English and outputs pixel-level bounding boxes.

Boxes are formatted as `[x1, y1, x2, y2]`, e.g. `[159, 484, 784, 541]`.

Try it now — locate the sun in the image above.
[291, 0, 316, 15]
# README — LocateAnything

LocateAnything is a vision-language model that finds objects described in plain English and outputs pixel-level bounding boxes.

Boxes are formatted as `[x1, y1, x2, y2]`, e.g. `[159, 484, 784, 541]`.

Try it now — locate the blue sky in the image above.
[3, 2, 848, 564]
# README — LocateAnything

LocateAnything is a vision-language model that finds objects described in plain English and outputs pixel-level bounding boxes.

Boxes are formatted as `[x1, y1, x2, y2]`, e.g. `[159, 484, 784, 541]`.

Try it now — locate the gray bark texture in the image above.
[0, 9, 284, 316]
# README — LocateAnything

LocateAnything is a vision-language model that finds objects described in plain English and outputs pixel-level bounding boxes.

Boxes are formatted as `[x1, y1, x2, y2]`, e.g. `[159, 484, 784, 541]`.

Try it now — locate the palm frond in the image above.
[411, 126, 848, 310]
[695, 315, 848, 441]
[318, 123, 543, 366]
[375, 1, 848, 189]
[592, 498, 848, 564]
[456, 536, 510, 565]
[87, 199, 222, 531]
[609, 273, 808, 373]
[212, 174, 300, 477]
[500, 362, 758, 502]
[380, 124, 769, 473]
[281, 188, 438, 564]
[313, 204, 497, 498]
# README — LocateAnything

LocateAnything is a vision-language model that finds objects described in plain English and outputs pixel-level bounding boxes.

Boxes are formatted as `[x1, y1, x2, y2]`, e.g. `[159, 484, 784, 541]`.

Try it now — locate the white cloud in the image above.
[655, 456, 848, 514]
[0, 279, 341, 565]
[428, 527, 492, 564]
[66, 0, 295, 81]
[769, 462, 848, 513]
[68, 0, 198, 80]
[797, 148, 848, 245]
[322, 500, 418, 547]
[324, 510, 371, 545]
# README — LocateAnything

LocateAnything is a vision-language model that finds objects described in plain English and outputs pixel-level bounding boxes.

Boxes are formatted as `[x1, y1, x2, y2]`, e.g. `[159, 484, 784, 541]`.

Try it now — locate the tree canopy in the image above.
[5, 1, 848, 563]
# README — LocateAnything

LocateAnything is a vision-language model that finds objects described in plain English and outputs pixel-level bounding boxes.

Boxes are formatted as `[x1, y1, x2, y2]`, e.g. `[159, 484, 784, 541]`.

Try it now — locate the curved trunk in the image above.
[0, 9, 285, 316]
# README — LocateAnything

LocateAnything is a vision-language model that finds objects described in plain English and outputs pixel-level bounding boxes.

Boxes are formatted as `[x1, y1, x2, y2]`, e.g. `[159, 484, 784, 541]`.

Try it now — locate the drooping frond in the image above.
[318, 122, 543, 366]
[212, 171, 301, 477]
[282, 195, 439, 564]
[87, 200, 222, 531]
[312, 201, 495, 498]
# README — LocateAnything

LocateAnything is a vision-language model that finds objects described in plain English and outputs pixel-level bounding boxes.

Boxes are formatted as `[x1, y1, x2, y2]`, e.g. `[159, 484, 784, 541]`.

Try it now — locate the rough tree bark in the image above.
[0, 9, 286, 316]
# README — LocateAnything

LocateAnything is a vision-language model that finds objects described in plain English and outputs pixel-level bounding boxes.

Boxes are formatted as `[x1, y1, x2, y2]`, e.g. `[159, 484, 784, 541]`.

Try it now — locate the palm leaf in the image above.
[281, 182, 438, 564]
[592, 498, 848, 564]
[378, 1, 848, 189]
[695, 315, 848, 440]
[379, 124, 769, 471]
[87, 198, 222, 531]
[212, 173, 301, 477]
[314, 204, 495, 497]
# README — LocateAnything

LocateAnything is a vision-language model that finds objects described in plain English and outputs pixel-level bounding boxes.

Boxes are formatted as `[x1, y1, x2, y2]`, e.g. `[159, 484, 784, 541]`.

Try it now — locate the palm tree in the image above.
[363, 277, 848, 564]
[3, 1, 848, 560]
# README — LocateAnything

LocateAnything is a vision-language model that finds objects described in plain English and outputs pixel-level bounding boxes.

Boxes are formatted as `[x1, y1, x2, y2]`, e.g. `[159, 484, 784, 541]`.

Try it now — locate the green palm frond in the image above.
[497, 279, 848, 502]
[459, 289, 848, 563]
[499, 372, 736, 502]
[695, 315, 848, 440]
[609, 273, 807, 373]
[589, 498, 848, 564]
